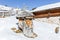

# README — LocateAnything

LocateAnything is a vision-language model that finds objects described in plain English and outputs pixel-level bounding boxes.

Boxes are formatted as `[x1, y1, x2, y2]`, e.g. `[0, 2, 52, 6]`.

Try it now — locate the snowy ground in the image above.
[0, 16, 60, 40]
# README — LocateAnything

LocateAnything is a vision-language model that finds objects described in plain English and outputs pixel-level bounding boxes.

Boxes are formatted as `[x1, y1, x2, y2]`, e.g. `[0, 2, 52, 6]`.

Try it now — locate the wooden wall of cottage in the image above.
[33, 7, 60, 18]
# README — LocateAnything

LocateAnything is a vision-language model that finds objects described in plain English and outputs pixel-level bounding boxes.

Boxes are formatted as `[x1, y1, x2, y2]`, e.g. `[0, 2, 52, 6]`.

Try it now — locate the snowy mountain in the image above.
[0, 5, 13, 10]
[0, 5, 21, 18]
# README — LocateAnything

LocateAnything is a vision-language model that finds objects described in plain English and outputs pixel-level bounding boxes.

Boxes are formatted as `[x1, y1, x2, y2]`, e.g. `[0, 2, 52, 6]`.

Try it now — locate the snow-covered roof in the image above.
[14, 8, 21, 11]
[16, 9, 34, 17]
[31, 2, 60, 12]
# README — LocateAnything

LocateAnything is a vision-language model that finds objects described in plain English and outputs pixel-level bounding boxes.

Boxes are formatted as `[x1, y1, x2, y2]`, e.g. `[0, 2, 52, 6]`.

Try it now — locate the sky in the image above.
[0, 0, 60, 10]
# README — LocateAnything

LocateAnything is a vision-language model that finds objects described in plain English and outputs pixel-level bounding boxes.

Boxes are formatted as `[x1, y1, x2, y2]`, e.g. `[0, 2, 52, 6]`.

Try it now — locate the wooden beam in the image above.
[33, 7, 60, 18]
[34, 13, 60, 18]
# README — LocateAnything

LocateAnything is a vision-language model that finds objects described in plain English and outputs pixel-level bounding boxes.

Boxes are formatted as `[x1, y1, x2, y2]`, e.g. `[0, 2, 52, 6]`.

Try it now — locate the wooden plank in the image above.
[33, 13, 60, 18]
